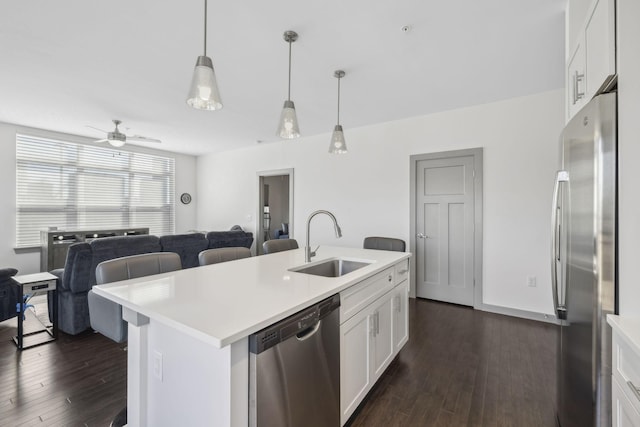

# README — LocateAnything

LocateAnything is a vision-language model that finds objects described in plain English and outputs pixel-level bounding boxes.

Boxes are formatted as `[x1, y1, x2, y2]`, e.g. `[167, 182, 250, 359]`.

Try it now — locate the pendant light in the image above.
[186, 0, 223, 111]
[329, 70, 347, 154]
[277, 31, 300, 139]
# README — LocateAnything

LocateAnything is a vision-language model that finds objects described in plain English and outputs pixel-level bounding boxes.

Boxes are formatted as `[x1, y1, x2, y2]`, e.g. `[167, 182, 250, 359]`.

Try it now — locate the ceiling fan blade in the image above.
[86, 125, 109, 133]
[94, 139, 109, 143]
[127, 135, 162, 143]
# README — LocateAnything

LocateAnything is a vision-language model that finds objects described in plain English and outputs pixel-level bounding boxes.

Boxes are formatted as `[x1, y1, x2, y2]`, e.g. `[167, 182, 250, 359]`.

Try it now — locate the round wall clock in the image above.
[180, 193, 192, 205]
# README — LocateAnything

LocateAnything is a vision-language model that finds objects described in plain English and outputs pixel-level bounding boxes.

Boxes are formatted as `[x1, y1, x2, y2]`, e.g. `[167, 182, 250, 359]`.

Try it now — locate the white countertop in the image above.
[92, 246, 410, 348]
[608, 314, 640, 357]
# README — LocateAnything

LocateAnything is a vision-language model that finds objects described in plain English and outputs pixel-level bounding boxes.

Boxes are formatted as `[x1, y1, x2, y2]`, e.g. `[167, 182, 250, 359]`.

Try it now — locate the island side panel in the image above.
[139, 318, 248, 427]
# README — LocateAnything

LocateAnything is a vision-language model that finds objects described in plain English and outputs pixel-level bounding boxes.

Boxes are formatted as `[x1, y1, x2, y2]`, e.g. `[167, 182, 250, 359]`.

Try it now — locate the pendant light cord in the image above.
[287, 40, 292, 101]
[203, 0, 208, 56]
[336, 76, 341, 125]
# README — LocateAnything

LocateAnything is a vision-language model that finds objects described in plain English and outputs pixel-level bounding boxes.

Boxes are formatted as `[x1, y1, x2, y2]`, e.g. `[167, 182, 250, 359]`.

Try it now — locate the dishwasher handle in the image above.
[296, 320, 321, 341]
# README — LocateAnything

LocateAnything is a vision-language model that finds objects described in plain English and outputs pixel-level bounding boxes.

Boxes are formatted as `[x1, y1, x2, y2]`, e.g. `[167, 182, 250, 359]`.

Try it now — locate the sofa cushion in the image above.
[60, 243, 93, 293]
[160, 233, 208, 269]
[206, 231, 253, 249]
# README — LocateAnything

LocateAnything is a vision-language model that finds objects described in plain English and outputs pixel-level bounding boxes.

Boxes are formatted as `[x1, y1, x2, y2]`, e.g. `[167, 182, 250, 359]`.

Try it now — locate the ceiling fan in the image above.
[88, 119, 161, 147]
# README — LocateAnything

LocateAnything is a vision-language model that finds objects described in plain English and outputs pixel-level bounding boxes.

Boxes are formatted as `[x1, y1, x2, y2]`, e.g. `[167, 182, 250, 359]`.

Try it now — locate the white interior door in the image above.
[415, 155, 476, 306]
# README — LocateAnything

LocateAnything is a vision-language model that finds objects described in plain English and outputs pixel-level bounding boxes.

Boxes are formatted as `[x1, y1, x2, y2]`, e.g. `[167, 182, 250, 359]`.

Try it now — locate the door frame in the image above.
[409, 148, 483, 308]
[256, 168, 294, 255]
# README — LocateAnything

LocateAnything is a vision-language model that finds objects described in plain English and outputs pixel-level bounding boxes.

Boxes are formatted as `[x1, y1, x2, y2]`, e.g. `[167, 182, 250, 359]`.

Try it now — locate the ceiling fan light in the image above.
[328, 125, 347, 154]
[277, 100, 300, 139]
[108, 139, 126, 148]
[186, 56, 223, 111]
[106, 130, 126, 147]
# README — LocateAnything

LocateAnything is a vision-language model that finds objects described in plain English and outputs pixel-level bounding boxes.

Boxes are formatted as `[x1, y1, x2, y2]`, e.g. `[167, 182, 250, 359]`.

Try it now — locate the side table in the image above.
[12, 272, 58, 350]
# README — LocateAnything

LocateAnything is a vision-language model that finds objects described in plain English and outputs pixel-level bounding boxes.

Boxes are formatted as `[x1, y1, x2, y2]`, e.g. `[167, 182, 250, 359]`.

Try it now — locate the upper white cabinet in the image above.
[566, 0, 616, 121]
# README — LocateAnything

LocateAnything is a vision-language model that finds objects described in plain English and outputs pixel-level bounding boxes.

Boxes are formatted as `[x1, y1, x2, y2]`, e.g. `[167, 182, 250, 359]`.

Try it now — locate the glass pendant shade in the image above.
[186, 56, 223, 110]
[277, 100, 300, 139]
[328, 125, 347, 154]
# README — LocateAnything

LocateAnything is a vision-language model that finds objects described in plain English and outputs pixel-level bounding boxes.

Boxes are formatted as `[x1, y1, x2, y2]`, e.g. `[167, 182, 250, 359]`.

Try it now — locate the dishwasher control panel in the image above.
[249, 294, 340, 354]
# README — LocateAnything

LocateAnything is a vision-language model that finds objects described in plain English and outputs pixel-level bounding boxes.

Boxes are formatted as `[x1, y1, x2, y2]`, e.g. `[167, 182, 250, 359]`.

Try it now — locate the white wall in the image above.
[0, 122, 197, 275]
[617, 0, 640, 319]
[197, 89, 564, 315]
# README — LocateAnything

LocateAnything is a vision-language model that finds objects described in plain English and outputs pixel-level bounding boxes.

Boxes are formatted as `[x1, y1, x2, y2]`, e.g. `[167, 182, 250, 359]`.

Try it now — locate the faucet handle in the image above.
[310, 245, 320, 258]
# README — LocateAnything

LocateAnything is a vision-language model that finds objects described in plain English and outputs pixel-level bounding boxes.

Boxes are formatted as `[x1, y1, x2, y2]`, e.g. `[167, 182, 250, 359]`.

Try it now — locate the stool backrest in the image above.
[198, 247, 251, 266]
[263, 239, 299, 254]
[96, 252, 182, 285]
[363, 236, 406, 252]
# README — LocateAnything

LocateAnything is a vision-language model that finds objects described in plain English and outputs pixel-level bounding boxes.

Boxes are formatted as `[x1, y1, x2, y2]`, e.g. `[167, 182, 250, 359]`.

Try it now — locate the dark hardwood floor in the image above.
[0, 310, 127, 426]
[348, 299, 558, 427]
[0, 298, 557, 426]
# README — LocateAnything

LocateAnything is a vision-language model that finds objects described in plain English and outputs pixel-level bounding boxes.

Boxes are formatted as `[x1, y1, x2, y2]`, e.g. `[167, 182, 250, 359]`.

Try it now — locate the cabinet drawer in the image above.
[340, 267, 394, 323]
[614, 331, 640, 415]
[394, 259, 409, 284]
[613, 376, 640, 427]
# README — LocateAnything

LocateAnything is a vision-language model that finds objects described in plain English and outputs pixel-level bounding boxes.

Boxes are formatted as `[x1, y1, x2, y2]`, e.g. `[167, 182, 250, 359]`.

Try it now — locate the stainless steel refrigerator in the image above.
[551, 90, 617, 427]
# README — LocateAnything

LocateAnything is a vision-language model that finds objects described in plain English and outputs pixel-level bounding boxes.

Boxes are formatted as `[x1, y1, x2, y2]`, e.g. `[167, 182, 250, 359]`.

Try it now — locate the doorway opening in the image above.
[257, 169, 294, 255]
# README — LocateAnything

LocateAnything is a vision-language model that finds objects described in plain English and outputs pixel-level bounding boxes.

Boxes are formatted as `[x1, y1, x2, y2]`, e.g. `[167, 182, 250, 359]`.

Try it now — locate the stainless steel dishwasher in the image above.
[249, 294, 340, 427]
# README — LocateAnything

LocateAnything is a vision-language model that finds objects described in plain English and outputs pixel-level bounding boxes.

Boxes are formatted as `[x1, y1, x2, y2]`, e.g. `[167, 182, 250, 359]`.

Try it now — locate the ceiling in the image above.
[0, 0, 565, 156]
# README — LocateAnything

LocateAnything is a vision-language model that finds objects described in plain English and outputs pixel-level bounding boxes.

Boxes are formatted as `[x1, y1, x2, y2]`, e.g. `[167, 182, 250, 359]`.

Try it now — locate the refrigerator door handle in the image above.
[551, 170, 569, 320]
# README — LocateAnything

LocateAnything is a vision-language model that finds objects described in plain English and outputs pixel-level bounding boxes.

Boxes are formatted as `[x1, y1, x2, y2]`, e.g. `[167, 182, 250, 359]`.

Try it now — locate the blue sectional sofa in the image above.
[49, 230, 253, 335]
[0, 267, 18, 322]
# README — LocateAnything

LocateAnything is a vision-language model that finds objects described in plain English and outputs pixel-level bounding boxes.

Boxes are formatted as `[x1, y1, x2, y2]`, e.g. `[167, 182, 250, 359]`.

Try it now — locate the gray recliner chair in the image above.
[263, 238, 299, 254]
[87, 252, 182, 343]
[363, 236, 406, 252]
[198, 247, 251, 266]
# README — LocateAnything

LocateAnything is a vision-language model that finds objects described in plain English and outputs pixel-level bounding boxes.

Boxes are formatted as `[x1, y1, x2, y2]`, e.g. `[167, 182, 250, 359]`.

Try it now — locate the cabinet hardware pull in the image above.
[388, 275, 392, 282]
[628, 381, 640, 402]
[575, 70, 585, 101]
[398, 269, 408, 275]
[370, 316, 376, 337]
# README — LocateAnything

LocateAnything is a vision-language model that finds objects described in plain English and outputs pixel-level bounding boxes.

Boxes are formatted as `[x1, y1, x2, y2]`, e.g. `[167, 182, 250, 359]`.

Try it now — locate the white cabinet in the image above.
[613, 377, 640, 427]
[339, 260, 410, 425]
[340, 303, 373, 420]
[393, 280, 409, 353]
[371, 293, 394, 379]
[609, 316, 640, 427]
[566, 0, 616, 121]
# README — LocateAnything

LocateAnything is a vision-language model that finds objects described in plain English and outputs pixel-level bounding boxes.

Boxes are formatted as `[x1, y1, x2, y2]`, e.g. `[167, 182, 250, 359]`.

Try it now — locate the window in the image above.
[16, 134, 175, 247]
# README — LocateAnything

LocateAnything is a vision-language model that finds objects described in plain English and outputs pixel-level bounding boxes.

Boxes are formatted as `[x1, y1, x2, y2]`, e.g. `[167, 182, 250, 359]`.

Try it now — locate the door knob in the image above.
[417, 233, 428, 239]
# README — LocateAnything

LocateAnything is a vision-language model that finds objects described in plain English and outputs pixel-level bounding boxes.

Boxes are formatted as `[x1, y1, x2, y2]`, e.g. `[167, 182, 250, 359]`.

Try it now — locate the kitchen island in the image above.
[93, 246, 411, 427]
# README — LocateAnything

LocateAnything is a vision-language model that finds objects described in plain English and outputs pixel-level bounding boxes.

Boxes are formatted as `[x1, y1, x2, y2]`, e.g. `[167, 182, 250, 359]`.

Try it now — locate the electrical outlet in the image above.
[153, 350, 163, 382]
[527, 276, 537, 287]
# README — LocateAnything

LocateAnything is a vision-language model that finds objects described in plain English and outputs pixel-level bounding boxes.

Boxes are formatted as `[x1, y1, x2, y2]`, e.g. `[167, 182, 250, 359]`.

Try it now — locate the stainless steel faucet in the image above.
[305, 210, 342, 262]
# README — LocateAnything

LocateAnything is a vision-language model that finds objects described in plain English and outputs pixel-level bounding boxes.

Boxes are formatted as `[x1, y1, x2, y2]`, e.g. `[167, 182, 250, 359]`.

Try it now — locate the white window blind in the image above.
[16, 134, 175, 248]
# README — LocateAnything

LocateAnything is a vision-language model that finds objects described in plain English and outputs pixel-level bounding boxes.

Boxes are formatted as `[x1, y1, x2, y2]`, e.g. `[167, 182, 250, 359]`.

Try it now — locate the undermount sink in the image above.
[289, 257, 372, 278]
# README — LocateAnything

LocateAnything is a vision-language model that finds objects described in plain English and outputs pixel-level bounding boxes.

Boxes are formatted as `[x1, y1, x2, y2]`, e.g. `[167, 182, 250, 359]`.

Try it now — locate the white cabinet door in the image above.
[566, 0, 615, 122]
[340, 305, 372, 425]
[393, 281, 409, 353]
[613, 377, 640, 427]
[584, 0, 616, 98]
[567, 39, 587, 120]
[371, 293, 394, 380]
